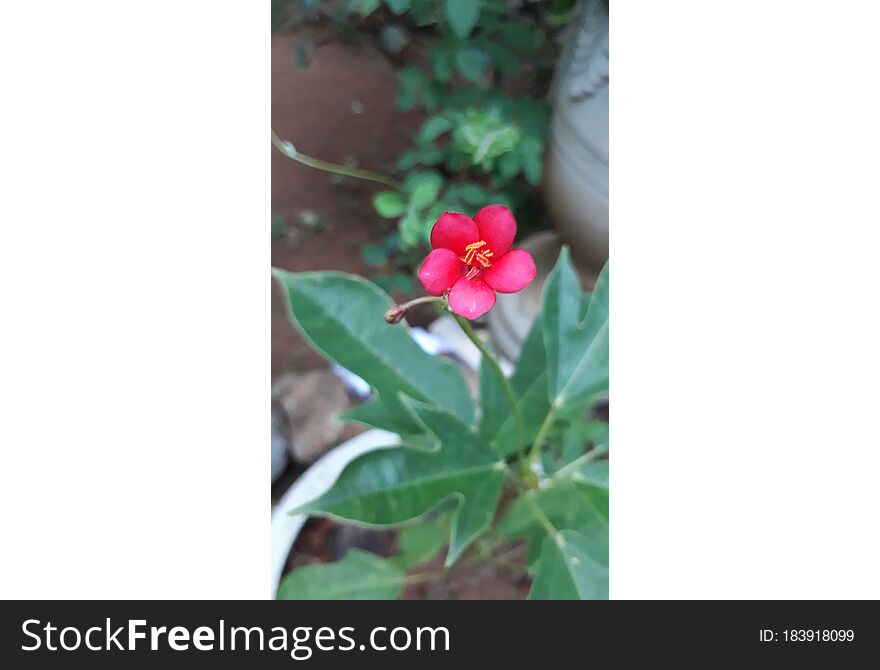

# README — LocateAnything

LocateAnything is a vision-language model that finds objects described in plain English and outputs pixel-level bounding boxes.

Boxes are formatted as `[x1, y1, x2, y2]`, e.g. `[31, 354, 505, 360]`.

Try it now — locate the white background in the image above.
[0, 2, 268, 598]
[1, 1, 879, 599]
[612, 1, 880, 598]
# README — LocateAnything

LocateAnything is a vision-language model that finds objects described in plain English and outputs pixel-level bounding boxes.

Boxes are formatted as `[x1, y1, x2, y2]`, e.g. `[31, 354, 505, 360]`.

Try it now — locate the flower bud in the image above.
[384, 305, 407, 324]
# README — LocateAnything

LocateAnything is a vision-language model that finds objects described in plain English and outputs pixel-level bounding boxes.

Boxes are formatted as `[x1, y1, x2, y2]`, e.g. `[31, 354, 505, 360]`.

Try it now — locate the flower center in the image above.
[461, 240, 493, 280]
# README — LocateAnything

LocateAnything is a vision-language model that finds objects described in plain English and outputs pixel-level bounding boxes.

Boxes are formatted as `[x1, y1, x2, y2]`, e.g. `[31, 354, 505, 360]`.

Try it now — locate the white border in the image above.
[0, 2, 269, 598]
[612, 1, 880, 598]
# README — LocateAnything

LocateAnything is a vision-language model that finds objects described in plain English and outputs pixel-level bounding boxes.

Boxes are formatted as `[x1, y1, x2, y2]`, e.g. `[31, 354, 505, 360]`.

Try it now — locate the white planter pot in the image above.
[543, 0, 609, 273]
[269, 429, 399, 595]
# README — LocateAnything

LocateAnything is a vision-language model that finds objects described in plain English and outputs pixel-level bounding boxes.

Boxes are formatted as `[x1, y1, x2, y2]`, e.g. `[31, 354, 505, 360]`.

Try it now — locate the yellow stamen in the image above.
[461, 240, 494, 269]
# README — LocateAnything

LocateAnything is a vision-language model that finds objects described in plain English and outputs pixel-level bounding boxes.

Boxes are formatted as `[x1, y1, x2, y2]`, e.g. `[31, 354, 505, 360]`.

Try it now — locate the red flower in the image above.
[418, 205, 537, 320]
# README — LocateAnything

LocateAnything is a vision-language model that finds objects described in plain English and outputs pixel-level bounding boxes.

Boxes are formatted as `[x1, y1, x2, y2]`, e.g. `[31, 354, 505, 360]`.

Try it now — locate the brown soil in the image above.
[271, 32, 422, 380]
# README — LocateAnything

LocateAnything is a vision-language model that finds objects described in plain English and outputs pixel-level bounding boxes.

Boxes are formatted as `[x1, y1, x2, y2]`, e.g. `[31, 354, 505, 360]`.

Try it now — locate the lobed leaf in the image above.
[395, 512, 450, 568]
[528, 530, 608, 600]
[274, 270, 473, 423]
[499, 475, 608, 587]
[341, 395, 423, 435]
[542, 250, 609, 411]
[483, 319, 550, 456]
[290, 399, 505, 566]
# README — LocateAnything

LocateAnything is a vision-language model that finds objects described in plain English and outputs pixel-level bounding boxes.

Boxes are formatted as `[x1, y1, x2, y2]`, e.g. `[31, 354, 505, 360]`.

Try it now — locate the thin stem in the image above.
[452, 313, 524, 449]
[552, 445, 608, 480]
[399, 295, 447, 310]
[527, 406, 557, 469]
[521, 489, 560, 542]
[385, 295, 447, 324]
[271, 130, 403, 191]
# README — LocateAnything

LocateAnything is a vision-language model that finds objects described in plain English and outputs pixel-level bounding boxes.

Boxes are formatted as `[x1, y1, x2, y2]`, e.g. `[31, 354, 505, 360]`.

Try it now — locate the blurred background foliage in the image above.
[273, 0, 575, 294]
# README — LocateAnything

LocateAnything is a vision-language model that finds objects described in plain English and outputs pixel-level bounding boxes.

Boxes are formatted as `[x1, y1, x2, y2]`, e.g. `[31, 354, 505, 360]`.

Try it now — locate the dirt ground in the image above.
[271, 33, 421, 379]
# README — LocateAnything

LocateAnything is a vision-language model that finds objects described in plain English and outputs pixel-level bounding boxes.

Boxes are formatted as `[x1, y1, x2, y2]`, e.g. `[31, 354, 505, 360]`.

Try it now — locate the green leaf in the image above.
[494, 372, 550, 456]
[575, 460, 609, 490]
[425, 201, 447, 226]
[390, 273, 416, 294]
[497, 151, 520, 180]
[501, 22, 538, 53]
[484, 42, 518, 77]
[454, 46, 486, 82]
[406, 172, 443, 210]
[373, 191, 407, 219]
[478, 355, 506, 444]
[385, 0, 411, 15]
[291, 400, 505, 566]
[445, 0, 481, 39]
[430, 41, 455, 83]
[528, 530, 608, 600]
[544, 420, 608, 475]
[399, 209, 427, 247]
[518, 135, 543, 186]
[356, 0, 382, 18]
[499, 480, 607, 542]
[499, 466, 608, 600]
[510, 318, 547, 396]
[542, 250, 609, 410]
[397, 150, 419, 171]
[445, 183, 489, 207]
[416, 148, 444, 166]
[487, 319, 550, 455]
[274, 270, 473, 423]
[419, 115, 454, 142]
[341, 395, 423, 435]
[277, 550, 403, 600]
[371, 274, 392, 293]
[361, 243, 388, 267]
[396, 67, 422, 111]
[454, 108, 521, 167]
[395, 513, 449, 568]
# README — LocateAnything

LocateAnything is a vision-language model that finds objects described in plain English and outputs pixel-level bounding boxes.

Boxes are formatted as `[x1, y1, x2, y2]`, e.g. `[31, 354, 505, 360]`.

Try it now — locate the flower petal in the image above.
[418, 248, 463, 296]
[430, 212, 479, 256]
[448, 277, 496, 320]
[474, 205, 517, 257]
[482, 249, 537, 294]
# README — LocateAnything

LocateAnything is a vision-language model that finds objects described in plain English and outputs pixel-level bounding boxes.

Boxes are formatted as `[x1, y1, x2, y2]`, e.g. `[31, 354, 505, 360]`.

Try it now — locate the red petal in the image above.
[418, 248, 463, 296]
[448, 277, 496, 320]
[474, 205, 517, 257]
[483, 249, 537, 294]
[430, 212, 479, 256]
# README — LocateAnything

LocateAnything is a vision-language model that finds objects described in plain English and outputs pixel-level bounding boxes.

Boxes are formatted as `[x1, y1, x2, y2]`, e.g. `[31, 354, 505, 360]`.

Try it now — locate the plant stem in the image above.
[521, 489, 561, 542]
[399, 295, 447, 310]
[552, 445, 608, 480]
[452, 313, 524, 449]
[271, 130, 403, 191]
[527, 406, 557, 469]
[385, 295, 447, 324]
